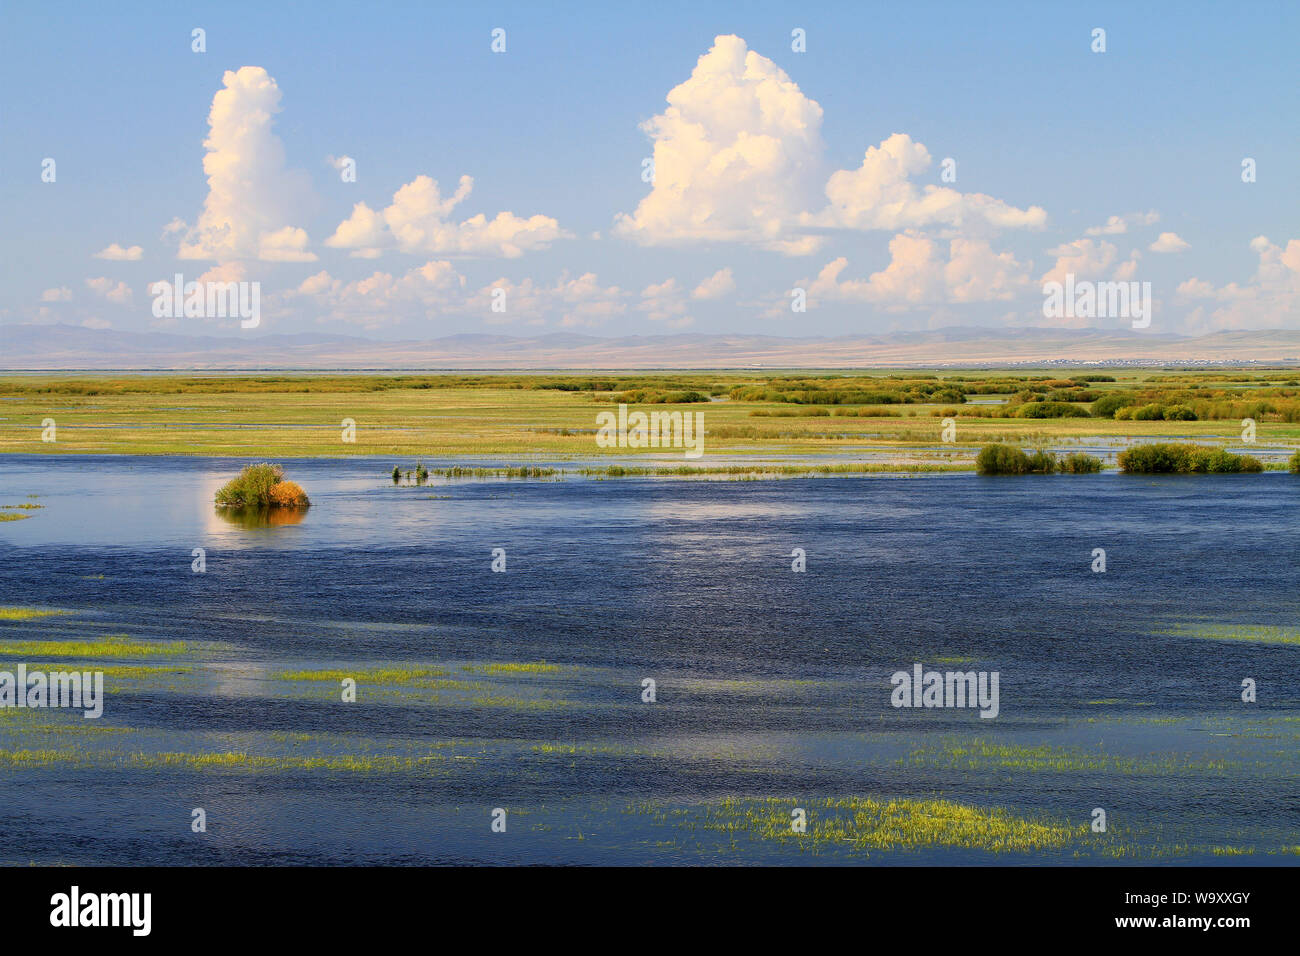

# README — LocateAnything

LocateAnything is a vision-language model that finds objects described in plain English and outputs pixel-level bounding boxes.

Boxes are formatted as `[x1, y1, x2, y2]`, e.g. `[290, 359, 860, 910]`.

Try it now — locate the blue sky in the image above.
[2, 0, 1297, 339]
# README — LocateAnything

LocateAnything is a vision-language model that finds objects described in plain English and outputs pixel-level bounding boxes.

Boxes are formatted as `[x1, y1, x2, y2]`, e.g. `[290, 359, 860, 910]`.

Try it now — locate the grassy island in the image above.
[214, 463, 310, 510]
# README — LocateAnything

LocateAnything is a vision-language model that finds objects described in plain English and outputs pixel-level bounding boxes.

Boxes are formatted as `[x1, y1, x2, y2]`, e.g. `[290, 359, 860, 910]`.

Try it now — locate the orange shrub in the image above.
[268, 480, 309, 508]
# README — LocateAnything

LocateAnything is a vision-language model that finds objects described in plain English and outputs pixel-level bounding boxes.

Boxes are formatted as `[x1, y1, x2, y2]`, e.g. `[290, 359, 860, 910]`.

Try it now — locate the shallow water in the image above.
[1, 455, 1297, 864]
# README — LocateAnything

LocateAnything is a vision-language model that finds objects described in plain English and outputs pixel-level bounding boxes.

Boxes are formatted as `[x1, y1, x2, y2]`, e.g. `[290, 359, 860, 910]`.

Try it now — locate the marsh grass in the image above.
[7, 371, 1300, 458]
[898, 739, 1233, 774]
[461, 661, 561, 674]
[1156, 623, 1300, 646]
[0, 607, 68, 621]
[975, 444, 1103, 475]
[274, 666, 453, 684]
[650, 795, 1093, 855]
[0, 747, 449, 774]
[1118, 443, 1264, 473]
[0, 635, 187, 658]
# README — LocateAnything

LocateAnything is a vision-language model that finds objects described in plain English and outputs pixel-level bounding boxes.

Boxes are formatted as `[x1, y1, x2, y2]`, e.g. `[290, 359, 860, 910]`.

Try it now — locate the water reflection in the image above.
[214, 507, 307, 529]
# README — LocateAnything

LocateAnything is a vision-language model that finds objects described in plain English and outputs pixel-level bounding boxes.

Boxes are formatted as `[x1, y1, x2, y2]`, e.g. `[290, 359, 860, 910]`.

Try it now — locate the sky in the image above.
[2, 0, 1297, 341]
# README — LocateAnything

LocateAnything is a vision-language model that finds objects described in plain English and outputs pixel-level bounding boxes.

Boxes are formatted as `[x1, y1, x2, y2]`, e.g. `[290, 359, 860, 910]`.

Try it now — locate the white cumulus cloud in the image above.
[805, 233, 1031, 309]
[175, 66, 316, 263]
[692, 268, 735, 300]
[616, 35, 1045, 256]
[94, 243, 143, 261]
[325, 174, 568, 258]
[85, 277, 133, 305]
[1149, 231, 1190, 253]
[1176, 236, 1300, 329]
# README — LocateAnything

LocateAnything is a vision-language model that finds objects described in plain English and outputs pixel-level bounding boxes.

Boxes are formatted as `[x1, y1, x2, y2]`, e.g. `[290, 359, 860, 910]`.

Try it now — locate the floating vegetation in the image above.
[0, 747, 448, 774]
[0, 635, 187, 658]
[461, 661, 561, 674]
[274, 666, 453, 684]
[93, 664, 192, 679]
[897, 739, 1233, 775]
[648, 796, 1093, 856]
[0, 607, 68, 621]
[1155, 623, 1300, 647]
[0, 512, 32, 522]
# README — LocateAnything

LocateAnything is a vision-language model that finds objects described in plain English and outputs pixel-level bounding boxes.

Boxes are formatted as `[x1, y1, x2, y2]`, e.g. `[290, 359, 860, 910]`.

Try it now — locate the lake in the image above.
[1, 455, 1297, 864]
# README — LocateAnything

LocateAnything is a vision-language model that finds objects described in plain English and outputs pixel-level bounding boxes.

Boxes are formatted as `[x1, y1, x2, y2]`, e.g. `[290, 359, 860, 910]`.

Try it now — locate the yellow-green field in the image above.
[1, 369, 1298, 461]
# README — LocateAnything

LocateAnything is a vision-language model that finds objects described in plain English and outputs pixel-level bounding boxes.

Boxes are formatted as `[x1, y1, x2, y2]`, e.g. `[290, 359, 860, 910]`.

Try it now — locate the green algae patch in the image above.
[94, 665, 192, 678]
[274, 666, 453, 685]
[1156, 623, 1300, 647]
[0, 635, 187, 658]
[0, 748, 98, 769]
[898, 739, 1233, 775]
[649, 796, 1092, 856]
[461, 662, 562, 674]
[130, 751, 444, 773]
[0, 607, 69, 621]
[0, 746, 449, 775]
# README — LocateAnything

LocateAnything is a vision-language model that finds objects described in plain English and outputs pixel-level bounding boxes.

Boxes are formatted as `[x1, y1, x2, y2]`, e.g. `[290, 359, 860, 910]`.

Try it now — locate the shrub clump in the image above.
[1059, 452, 1104, 474]
[976, 444, 1030, 474]
[1118, 443, 1263, 473]
[215, 463, 310, 509]
[1289, 449, 1300, 474]
[1015, 401, 1092, 419]
[976, 444, 1103, 475]
[1090, 392, 1137, 418]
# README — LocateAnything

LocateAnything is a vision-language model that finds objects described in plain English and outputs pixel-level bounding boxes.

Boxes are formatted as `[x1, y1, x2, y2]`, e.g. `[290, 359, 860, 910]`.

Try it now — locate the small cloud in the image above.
[1084, 210, 1159, 236]
[94, 243, 143, 261]
[85, 277, 134, 305]
[692, 267, 735, 300]
[40, 287, 73, 302]
[259, 226, 318, 262]
[1149, 231, 1190, 253]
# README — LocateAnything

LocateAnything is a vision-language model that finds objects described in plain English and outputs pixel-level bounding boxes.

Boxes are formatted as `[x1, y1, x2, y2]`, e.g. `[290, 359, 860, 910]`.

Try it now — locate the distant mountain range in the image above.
[3, 323, 1300, 370]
